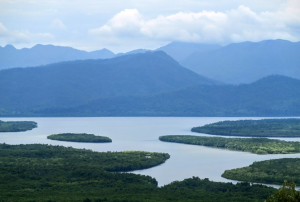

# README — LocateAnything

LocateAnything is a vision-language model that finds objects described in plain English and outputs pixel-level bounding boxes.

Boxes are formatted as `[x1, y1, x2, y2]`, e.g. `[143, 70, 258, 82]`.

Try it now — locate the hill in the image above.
[0, 51, 217, 115]
[23, 75, 300, 117]
[157, 41, 221, 62]
[181, 39, 300, 84]
[0, 44, 115, 69]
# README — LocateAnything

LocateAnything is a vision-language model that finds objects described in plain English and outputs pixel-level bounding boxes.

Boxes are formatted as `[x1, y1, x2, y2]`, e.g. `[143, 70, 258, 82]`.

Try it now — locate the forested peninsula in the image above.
[159, 135, 300, 154]
[191, 119, 300, 137]
[47, 133, 112, 143]
[0, 143, 276, 202]
[222, 158, 300, 185]
[0, 120, 37, 132]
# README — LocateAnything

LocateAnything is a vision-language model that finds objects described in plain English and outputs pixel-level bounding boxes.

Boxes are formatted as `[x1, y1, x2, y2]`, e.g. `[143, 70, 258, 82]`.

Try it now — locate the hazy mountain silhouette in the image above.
[0, 44, 115, 69]
[0, 51, 217, 113]
[157, 42, 221, 62]
[181, 39, 300, 84]
[116, 49, 149, 57]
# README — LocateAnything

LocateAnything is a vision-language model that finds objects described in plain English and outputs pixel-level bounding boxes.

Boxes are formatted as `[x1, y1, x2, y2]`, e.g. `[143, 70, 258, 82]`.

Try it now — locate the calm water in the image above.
[1, 117, 300, 187]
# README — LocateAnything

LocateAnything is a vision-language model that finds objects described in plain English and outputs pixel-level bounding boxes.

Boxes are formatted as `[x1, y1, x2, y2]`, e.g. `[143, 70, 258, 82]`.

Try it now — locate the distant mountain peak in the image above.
[0, 44, 115, 69]
[181, 39, 300, 84]
[253, 74, 300, 84]
[4, 44, 16, 50]
[156, 41, 221, 62]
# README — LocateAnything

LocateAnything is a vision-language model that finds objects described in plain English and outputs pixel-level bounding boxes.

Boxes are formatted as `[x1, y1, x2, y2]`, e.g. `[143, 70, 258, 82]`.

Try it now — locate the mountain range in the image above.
[0, 49, 299, 117]
[0, 39, 299, 117]
[181, 39, 300, 84]
[1, 39, 299, 85]
[0, 44, 115, 70]
[0, 51, 216, 115]
[0, 42, 219, 70]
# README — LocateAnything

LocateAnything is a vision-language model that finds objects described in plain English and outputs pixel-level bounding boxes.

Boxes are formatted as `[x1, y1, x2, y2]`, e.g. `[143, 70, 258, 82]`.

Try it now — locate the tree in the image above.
[266, 181, 300, 202]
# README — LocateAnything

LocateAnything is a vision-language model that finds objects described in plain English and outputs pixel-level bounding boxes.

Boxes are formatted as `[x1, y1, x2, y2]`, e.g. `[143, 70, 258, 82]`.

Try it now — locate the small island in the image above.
[0, 120, 37, 132]
[47, 133, 112, 143]
[159, 135, 300, 154]
[191, 119, 300, 137]
[222, 158, 300, 185]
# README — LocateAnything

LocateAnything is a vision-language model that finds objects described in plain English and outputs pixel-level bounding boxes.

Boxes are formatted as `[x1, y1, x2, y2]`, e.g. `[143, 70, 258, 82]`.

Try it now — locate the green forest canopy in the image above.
[0, 143, 276, 202]
[47, 133, 112, 143]
[191, 119, 300, 137]
[222, 158, 300, 185]
[0, 120, 37, 132]
[159, 135, 300, 154]
[266, 181, 300, 202]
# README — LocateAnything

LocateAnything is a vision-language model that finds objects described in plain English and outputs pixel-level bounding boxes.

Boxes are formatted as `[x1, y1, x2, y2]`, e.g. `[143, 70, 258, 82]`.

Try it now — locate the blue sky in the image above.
[0, 0, 299, 53]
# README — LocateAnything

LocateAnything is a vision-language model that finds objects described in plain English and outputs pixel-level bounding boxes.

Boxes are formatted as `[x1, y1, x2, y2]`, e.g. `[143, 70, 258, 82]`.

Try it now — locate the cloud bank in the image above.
[89, 0, 300, 45]
[0, 22, 54, 46]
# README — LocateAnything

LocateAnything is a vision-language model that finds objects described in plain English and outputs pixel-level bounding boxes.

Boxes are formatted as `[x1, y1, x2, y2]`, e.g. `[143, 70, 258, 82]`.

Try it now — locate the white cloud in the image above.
[89, 9, 143, 37]
[50, 19, 66, 30]
[89, 1, 300, 45]
[0, 22, 10, 37]
[0, 22, 55, 46]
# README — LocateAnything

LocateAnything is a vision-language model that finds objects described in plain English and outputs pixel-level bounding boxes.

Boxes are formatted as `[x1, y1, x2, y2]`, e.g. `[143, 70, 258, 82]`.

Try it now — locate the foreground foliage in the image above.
[191, 119, 300, 137]
[222, 158, 300, 185]
[159, 135, 300, 154]
[266, 181, 300, 202]
[0, 120, 37, 132]
[47, 133, 112, 143]
[160, 177, 275, 202]
[0, 144, 276, 202]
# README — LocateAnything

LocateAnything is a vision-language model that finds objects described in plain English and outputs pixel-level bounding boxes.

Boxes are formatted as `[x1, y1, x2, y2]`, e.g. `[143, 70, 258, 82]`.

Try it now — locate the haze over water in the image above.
[1, 117, 300, 186]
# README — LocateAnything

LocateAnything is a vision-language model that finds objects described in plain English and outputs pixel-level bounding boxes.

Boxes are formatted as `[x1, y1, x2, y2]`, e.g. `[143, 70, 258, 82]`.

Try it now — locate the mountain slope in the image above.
[0, 51, 216, 112]
[181, 39, 300, 84]
[157, 42, 221, 62]
[116, 49, 149, 57]
[0, 44, 115, 69]
[33, 75, 300, 117]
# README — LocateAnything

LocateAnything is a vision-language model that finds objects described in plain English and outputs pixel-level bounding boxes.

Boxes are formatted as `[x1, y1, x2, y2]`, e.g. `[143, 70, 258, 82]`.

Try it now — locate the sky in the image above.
[0, 0, 299, 53]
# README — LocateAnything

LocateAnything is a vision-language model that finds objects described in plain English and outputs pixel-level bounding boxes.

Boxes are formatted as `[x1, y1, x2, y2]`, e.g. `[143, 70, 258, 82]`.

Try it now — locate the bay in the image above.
[1, 117, 300, 187]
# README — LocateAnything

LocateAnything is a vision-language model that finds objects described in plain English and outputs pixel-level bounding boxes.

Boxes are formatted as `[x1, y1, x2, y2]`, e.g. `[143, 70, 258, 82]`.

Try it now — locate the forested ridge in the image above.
[47, 133, 112, 143]
[191, 119, 300, 137]
[0, 71, 300, 117]
[222, 158, 300, 185]
[159, 135, 300, 154]
[0, 143, 276, 202]
[19, 75, 300, 117]
[0, 51, 214, 116]
[0, 120, 37, 132]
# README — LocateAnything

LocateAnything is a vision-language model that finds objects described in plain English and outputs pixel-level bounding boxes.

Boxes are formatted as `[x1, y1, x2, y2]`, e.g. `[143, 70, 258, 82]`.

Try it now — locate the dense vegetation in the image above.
[159, 177, 275, 202]
[0, 143, 276, 202]
[19, 75, 300, 117]
[0, 51, 212, 117]
[1, 67, 300, 117]
[159, 135, 300, 154]
[47, 133, 112, 143]
[0, 120, 37, 132]
[222, 158, 300, 185]
[191, 119, 300, 137]
[266, 181, 300, 202]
